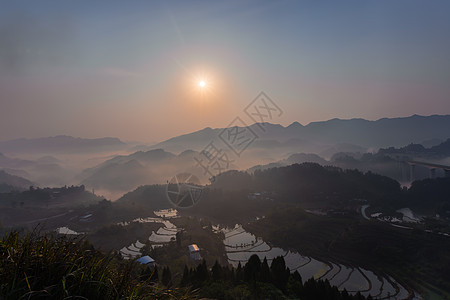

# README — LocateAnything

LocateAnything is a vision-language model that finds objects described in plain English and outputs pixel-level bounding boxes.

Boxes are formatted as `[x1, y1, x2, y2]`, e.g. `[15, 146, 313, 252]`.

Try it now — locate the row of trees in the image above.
[138, 253, 374, 299]
[179, 255, 373, 299]
[141, 265, 172, 287]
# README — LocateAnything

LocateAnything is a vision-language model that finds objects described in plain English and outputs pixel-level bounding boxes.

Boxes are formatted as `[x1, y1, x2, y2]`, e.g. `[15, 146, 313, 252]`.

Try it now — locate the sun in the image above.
[190, 73, 214, 98]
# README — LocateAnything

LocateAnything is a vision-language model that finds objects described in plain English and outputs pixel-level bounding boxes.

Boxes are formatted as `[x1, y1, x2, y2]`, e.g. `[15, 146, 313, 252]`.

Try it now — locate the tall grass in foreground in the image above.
[0, 231, 193, 299]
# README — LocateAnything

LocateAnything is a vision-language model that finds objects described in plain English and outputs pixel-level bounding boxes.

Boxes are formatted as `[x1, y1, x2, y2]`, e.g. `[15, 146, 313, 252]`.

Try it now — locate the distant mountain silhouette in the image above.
[0, 170, 33, 192]
[81, 159, 148, 191]
[78, 149, 218, 197]
[0, 152, 75, 188]
[250, 139, 450, 184]
[0, 152, 35, 169]
[0, 135, 126, 154]
[77, 115, 450, 198]
[420, 138, 444, 148]
[150, 114, 450, 154]
[248, 153, 328, 173]
[379, 138, 450, 157]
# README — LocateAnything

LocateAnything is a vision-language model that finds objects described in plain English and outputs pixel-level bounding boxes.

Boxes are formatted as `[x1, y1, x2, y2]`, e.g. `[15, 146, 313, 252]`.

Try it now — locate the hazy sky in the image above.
[1, 0, 450, 143]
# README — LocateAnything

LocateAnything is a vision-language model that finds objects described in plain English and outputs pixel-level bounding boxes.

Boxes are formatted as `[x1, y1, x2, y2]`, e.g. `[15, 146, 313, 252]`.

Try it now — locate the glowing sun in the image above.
[198, 80, 206, 88]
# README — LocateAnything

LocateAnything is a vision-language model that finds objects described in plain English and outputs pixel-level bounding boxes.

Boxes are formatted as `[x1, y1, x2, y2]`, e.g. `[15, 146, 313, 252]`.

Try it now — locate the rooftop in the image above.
[136, 256, 155, 265]
[188, 244, 200, 252]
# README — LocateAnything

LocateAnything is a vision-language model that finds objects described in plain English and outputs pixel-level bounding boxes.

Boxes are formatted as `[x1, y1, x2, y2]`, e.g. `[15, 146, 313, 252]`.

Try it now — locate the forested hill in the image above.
[211, 163, 402, 205]
[210, 163, 450, 213]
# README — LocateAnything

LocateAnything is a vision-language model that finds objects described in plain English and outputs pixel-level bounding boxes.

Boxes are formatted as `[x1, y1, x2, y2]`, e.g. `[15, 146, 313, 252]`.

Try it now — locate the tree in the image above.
[211, 260, 222, 281]
[195, 260, 209, 282]
[260, 257, 271, 282]
[292, 270, 302, 283]
[244, 254, 261, 282]
[235, 262, 243, 282]
[270, 256, 289, 291]
[181, 265, 190, 285]
[162, 266, 172, 287]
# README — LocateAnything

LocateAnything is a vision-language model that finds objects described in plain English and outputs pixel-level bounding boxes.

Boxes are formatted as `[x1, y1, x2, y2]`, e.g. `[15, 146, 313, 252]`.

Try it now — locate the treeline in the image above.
[379, 138, 450, 156]
[211, 163, 402, 206]
[180, 254, 371, 300]
[252, 163, 401, 203]
[209, 163, 450, 213]
[0, 185, 98, 208]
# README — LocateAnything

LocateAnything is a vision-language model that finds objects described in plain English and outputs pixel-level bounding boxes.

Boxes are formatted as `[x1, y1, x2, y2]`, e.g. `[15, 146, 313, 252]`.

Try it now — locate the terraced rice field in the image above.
[120, 209, 180, 259]
[218, 224, 417, 299]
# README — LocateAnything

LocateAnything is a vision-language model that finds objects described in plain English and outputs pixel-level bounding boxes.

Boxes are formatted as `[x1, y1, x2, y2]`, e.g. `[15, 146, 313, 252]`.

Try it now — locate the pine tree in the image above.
[270, 256, 289, 291]
[235, 262, 243, 282]
[244, 254, 261, 282]
[181, 265, 189, 285]
[260, 257, 271, 282]
[162, 266, 172, 287]
[289, 270, 304, 297]
[195, 260, 209, 281]
[211, 260, 222, 281]
[292, 270, 302, 283]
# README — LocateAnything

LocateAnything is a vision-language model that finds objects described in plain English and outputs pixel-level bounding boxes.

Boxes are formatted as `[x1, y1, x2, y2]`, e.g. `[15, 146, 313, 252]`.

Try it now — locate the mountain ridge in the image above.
[149, 114, 450, 153]
[0, 135, 127, 154]
[0, 169, 33, 192]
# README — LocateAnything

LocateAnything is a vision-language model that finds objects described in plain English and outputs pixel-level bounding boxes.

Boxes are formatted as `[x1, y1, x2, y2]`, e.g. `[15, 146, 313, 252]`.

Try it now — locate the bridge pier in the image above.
[445, 169, 450, 178]
[429, 168, 436, 179]
[406, 160, 450, 181]
[409, 164, 415, 182]
[401, 162, 407, 182]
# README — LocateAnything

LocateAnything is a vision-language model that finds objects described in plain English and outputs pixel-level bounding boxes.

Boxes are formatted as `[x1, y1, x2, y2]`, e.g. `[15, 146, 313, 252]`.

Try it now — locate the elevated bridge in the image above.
[406, 160, 450, 181]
